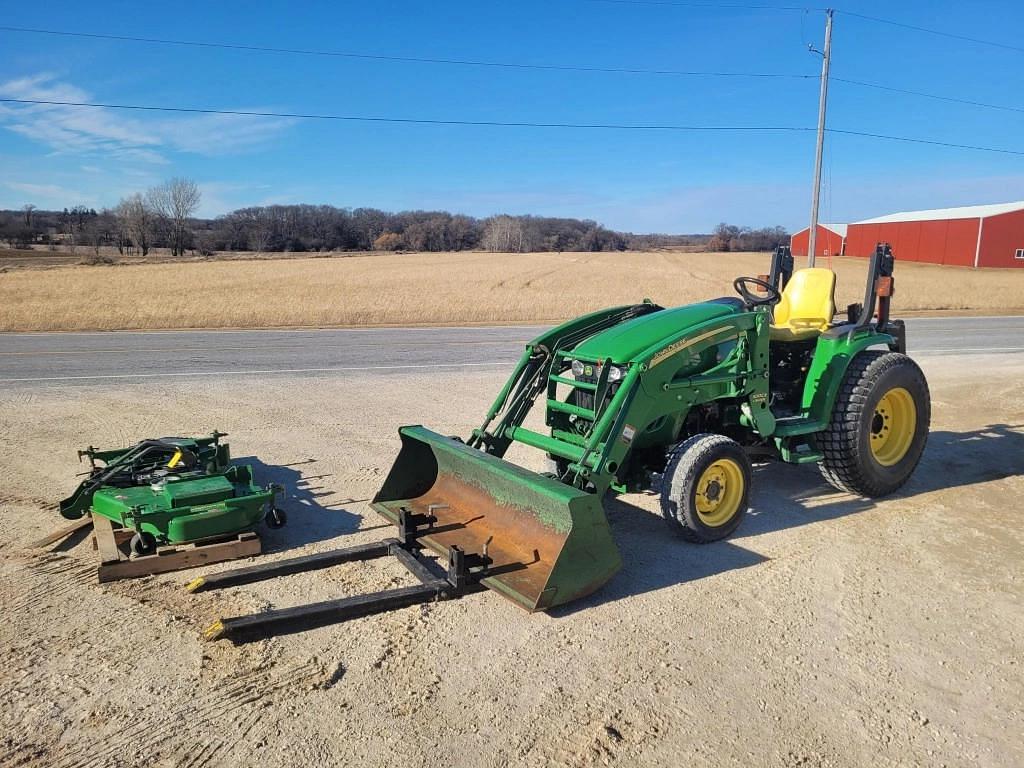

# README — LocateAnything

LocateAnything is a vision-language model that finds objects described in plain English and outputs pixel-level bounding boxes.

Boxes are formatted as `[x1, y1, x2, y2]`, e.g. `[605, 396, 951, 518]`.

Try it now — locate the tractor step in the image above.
[195, 507, 488, 643]
[775, 435, 824, 464]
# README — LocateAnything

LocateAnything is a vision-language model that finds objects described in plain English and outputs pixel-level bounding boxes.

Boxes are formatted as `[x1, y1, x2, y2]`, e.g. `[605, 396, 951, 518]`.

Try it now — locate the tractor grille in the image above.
[572, 371, 621, 416]
[575, 389, 595, 413]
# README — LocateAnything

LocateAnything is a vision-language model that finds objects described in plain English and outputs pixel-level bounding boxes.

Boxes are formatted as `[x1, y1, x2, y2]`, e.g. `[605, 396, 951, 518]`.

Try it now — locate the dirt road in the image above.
[0, 353, 1021, 767]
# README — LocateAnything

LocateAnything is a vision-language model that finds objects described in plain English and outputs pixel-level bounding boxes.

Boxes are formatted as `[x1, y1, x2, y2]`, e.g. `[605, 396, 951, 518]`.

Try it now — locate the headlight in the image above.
[606, 365, 625, 383]
[571, 359, 585, 377]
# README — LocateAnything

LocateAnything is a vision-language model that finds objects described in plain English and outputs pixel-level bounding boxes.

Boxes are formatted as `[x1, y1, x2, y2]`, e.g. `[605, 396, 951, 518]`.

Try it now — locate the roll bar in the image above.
[767, 245, 795, 293]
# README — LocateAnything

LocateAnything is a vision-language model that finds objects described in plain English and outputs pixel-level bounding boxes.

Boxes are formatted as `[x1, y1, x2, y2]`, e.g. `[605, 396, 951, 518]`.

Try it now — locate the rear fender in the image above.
[801, 327, 896, 422]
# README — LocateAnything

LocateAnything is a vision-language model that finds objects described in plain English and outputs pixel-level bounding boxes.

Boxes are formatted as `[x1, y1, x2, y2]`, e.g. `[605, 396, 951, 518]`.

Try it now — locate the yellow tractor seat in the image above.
[770, 268, 836, 342]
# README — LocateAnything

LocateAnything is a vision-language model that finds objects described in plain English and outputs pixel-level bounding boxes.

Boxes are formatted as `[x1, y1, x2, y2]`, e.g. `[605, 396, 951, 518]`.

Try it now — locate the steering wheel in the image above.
[733, 276, 781, 308]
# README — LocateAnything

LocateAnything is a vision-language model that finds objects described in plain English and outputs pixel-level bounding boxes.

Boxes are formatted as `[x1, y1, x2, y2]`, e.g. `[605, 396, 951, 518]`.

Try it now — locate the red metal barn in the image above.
[845, 201, 1024, 268]
[790, 223, 847, 260]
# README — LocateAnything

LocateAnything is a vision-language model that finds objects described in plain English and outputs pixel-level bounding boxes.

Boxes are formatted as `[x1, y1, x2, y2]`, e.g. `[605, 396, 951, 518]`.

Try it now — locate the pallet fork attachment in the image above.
[194, 507, 488, 643]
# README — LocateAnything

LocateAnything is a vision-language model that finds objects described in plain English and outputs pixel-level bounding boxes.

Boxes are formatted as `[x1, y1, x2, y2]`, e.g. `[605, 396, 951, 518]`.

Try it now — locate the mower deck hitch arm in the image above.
[195, 507, 489, 642]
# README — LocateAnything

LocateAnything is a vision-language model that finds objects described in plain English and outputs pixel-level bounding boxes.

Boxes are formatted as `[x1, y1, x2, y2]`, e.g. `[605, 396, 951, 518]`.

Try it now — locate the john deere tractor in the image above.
[372, 244, 929, 613]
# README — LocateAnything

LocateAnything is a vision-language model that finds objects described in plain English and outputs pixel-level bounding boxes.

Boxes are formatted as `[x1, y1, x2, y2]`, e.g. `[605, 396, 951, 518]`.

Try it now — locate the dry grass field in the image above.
[1, 250, 1023, 332]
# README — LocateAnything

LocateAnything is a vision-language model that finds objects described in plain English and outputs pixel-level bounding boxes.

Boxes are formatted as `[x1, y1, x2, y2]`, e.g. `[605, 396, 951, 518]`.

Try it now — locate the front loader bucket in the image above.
[371, 426, 621, 612]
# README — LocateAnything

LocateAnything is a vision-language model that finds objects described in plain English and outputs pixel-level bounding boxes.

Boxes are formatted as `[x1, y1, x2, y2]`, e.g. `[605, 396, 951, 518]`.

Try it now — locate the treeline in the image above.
[202, 208, 631, 253]
[1, 178, 201, 258]
[1, 186, 790, 256]
[708, 223, 790, 252]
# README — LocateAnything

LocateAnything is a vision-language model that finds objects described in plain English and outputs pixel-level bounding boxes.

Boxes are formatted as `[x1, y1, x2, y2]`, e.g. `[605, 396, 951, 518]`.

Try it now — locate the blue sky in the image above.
[1, 1, 1022, 232]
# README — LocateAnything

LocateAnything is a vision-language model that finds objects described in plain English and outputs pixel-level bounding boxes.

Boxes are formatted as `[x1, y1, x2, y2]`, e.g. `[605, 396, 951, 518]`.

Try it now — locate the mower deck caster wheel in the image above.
[266, 507, 287, 529]
[130, 532, 157, 556]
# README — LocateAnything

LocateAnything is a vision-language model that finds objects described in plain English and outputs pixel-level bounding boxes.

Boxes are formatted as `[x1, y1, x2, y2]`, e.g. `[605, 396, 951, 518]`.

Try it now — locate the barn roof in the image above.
[854, 201, 1024, 225]
[793, 222, 848, 237]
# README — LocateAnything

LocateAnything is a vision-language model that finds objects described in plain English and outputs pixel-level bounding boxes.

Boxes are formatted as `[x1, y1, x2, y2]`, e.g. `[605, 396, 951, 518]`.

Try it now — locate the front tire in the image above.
[660, 434, 751, 543]
[817, 351, 930, 497]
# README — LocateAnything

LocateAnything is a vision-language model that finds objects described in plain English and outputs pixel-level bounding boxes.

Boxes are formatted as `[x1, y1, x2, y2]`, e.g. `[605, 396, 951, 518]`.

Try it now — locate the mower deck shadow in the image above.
[237, 456, 363, 549]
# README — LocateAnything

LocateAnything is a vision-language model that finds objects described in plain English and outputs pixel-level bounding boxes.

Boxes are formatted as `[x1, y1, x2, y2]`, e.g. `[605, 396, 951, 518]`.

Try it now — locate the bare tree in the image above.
[148, 177, 201, 257]
[482, 215, 529, 253]
[22, 204, 36, 227]
[115, 194, 154, 257]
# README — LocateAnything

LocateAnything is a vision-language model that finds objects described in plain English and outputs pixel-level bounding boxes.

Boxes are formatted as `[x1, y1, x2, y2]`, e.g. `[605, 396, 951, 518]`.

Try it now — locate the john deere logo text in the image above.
[650, 326, 734, 368]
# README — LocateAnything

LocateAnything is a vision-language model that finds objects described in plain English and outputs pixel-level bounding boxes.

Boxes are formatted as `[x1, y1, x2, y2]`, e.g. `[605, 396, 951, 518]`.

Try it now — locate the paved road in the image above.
[0, 316, 1021, 387]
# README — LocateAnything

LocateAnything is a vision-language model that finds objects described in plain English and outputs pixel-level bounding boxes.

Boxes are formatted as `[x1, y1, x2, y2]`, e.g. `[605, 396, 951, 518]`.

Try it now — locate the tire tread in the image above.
[817, 351, 929, 496]
[660, 433, 750, 542]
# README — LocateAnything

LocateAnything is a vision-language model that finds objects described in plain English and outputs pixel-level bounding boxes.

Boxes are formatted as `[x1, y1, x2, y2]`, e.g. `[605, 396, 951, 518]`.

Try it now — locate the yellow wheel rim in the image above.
[695, 458, 744, 526]
[869, 386, 917, 466]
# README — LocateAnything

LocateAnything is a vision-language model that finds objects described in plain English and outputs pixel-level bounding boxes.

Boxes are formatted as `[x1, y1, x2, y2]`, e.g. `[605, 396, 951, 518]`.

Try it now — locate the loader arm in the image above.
[468, 301, 662, 456]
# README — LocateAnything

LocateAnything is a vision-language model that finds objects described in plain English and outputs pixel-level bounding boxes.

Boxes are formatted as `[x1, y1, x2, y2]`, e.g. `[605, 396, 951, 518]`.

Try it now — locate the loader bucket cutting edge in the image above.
[371, 426, 621, 612]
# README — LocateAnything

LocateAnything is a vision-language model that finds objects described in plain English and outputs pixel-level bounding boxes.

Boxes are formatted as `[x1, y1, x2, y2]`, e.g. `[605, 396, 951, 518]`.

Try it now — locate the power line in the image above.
[0, 25, 815, 80]
[4, 97, 1023, 156]
[581, 0, 822, 10]
[0, 97, 816, 132]
[581, 3, 1024, 55]
[827, 128, 1024, 157]
[8, 25, 1019, 119]
[13, 23, 1022, 119]
[834, 77, 1024, 115]
[840, 10, 1024, 54]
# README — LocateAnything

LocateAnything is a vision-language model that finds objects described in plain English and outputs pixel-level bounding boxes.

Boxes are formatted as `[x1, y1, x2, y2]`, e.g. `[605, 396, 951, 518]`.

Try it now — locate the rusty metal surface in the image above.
[375, 473, 568, 610]
[372, 426, 621, 612]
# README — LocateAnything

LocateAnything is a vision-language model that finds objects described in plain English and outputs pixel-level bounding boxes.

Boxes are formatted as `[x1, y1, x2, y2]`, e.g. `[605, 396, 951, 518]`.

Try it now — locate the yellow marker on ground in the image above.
[185, 576, 205, 593]
[202, 620, 225, 641]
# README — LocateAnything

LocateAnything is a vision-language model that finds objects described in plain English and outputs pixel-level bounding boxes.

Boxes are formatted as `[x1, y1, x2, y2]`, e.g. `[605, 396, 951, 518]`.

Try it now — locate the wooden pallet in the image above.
[91, 515, 262, 583]
[31, 515, 95, 549]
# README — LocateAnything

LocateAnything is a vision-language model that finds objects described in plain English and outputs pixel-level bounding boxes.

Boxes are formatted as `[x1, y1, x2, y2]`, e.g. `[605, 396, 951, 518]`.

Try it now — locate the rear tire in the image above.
[817, 351, 930, 497]
[660, 434, 751, 543]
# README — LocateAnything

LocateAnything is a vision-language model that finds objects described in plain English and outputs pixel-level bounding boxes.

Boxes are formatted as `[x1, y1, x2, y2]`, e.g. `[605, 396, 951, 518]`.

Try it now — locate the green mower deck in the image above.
[59, 432, 284, 553]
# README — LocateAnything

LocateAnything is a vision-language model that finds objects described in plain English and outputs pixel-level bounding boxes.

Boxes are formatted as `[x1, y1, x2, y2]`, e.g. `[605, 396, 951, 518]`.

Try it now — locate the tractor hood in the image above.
[572, 301, 740, 363]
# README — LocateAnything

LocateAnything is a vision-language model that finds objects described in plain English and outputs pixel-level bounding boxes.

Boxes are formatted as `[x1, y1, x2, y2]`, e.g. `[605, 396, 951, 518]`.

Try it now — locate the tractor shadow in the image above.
[737, 422, 1024, 542]
[557, 423, 1023, 614]
[237, 456, 365, 550]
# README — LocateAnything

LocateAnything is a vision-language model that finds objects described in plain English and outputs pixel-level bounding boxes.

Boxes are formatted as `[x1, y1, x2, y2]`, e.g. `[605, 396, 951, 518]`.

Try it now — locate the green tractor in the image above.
[372, 244, 929, 613]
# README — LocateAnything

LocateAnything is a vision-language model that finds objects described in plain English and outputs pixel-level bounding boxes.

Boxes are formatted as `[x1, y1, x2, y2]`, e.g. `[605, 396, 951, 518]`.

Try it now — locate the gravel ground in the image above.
[0, 355, 1021, 768]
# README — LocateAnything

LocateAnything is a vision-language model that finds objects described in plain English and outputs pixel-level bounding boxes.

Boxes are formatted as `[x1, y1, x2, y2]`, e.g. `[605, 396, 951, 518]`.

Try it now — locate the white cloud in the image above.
[4, 180, 95, 206]
[162, 113, 297, 155]
[0, 73, 296, 163]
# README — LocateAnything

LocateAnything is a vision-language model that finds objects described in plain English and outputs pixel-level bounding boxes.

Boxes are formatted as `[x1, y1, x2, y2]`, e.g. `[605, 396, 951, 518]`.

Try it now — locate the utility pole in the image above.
[807, 8, 833, 268]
